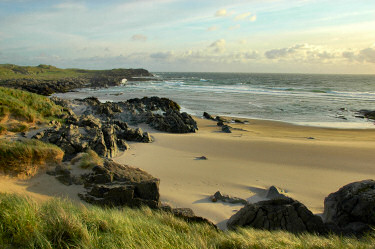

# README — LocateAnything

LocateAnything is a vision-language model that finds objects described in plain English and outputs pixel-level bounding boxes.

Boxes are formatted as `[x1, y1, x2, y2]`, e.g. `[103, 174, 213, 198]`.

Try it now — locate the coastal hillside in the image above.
[0, 64, 153, 95]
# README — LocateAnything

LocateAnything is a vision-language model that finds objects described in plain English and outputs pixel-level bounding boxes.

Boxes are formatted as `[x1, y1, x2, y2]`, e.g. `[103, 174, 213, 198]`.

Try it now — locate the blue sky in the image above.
[0, 0, 374, 73]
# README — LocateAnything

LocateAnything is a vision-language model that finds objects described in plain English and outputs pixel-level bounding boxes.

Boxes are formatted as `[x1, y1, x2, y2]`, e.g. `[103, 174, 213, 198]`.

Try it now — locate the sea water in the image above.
[54, 72, 375, 129]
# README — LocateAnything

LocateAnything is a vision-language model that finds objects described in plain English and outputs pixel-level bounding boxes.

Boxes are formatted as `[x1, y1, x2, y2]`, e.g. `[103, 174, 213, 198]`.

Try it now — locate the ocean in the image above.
[54, 72, 375, 129]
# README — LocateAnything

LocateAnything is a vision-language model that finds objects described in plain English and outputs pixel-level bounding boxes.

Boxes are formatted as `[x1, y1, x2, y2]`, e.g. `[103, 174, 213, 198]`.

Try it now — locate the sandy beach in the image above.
[1, 117, 374, 229]
[114, 117, 375, 229]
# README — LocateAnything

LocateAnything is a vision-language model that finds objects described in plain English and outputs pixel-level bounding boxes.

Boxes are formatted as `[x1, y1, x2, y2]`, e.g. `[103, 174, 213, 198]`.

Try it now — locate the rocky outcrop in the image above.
[33, 115, 151, 160]
[323, 179, 375, 235]
[356, 110, 375, 120]
[210, 191, 248, 205]
[67, 96, 198, 134]
[79, 160, 160, 208]
[227, 197, 326, 234]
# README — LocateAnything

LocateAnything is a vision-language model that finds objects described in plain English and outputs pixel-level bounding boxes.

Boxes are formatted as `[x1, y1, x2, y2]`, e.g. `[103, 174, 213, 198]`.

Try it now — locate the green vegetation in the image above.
[71, 150, 104, 169]
[0, 139, 63, 177]
[0, 64, 144, 81]
[0, 193, 374, 249]
[0, 86, 65, 123]
[0, 64, 88, 80]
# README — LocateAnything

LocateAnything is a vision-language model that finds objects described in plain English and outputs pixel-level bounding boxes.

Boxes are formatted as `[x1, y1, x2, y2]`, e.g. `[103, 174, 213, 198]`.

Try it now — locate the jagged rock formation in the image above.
[323, 179, 375, 235]
[227, 197, 326, 234]
[33, 115, 151, 160]
[79, 161, 160, 208]
[61, 96, 198, 134]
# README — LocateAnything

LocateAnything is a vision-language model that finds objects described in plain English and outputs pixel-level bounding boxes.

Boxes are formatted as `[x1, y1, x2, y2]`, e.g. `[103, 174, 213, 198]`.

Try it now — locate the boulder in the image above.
[266, 186, 288, 199]
[227, 197, 326, 234]
[203, 112, 215, 120]
[80, 161, 160, 209]
[210, 191, 247, 205]
[222, 125, 232, 133]
[323, 179, 375, 235]
[160, 204, 217, 228]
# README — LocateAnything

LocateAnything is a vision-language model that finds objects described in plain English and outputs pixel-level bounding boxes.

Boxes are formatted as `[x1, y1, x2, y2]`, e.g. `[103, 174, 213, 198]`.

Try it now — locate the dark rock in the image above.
[203, 112, 215, 120]
[266, 186, 287, 199]
[148, 109, 197, 133]
[195, 156, 208, 160]
[210, 191, 247, 205]
[215, 116, 226, 122]
[160, 204, 217, 229]
[80, 161, 160, 209]
[234, 119, 245, 124]
[227, 197, 326, 234]
[357, 110, 375, 120]
[222, 125, 232, 133]
[323, 179, 375, 235]
[217, 121, 224, 127]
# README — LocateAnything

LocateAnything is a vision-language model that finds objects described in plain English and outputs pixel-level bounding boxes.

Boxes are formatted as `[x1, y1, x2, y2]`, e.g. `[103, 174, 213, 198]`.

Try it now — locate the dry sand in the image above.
[115, 117, 375, 229]
[1, 117, 374, 230]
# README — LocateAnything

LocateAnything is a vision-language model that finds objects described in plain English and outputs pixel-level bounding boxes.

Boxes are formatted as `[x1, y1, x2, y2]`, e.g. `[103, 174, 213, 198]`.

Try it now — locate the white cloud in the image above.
[209, 39, 226, 53]
[235, 12, 251, 21]
[131, 34, 147, 42]
[207, 26, 218, 32]
[250, 15, 257, 22]
[264, 43, 342, 63]
[343, 47, 375, 63]
[215, 9, 227, 17]
[358, 47, 375, 63]
[150, 51, 174, 60]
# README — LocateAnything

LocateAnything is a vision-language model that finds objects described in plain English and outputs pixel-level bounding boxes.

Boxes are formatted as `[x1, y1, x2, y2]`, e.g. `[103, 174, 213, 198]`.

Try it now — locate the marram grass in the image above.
[0, 86, 65, 124]
[0, 193, 374, 249]
[0, 139, 63, 177]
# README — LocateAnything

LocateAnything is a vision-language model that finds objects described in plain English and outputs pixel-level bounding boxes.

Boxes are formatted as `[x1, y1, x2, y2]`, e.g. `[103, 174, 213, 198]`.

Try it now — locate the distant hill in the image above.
[0, 64, 153, 95]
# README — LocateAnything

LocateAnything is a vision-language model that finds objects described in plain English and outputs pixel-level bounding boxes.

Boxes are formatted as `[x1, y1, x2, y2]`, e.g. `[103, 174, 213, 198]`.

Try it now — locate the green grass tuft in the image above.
[71, 149, 104, 169]
[0, 139, 64, 177]
[0, 193, 374, 249]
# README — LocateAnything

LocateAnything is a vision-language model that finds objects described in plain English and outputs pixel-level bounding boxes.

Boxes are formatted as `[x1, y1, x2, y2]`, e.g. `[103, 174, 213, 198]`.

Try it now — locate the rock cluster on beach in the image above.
[32, 96, 197, 159]
[226, 180, 375, 236]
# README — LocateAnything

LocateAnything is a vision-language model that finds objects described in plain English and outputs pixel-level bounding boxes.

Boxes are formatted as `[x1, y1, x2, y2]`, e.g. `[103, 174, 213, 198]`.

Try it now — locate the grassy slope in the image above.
[0, 64, 88, 80]
[0, 87, 65, 176]
[0, 194, 374, 249]
[0, 86, 65, 126]
[0, 64, 146, 80]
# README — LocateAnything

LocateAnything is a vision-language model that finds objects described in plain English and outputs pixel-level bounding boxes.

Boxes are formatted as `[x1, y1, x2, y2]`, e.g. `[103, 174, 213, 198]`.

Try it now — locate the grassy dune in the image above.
[0, 193, 374, 249]
[0, 86, 66, 134]
[0, 139, 63, 177]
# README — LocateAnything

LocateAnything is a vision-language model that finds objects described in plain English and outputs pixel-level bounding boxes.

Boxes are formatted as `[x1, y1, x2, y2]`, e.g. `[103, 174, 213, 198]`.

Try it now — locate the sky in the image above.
[0, 0, 374, 74]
